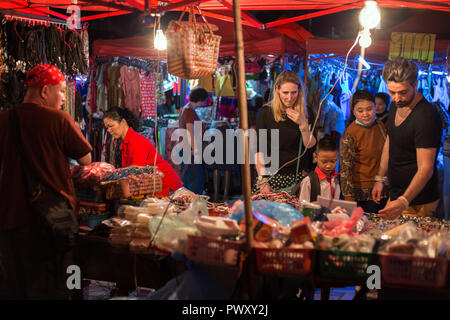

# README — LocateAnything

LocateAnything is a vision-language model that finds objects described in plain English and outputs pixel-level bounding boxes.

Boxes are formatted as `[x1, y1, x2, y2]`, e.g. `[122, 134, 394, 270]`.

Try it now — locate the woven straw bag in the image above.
[166, 7, 221, 79]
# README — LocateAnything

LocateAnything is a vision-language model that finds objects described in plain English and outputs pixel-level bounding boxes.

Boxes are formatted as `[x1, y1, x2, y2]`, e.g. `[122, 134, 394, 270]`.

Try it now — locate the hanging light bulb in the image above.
[359, 30, 372, 48]
[154, 14, 166, 51]
[154, 29, 166, 50]
[359, 1, 381, 30]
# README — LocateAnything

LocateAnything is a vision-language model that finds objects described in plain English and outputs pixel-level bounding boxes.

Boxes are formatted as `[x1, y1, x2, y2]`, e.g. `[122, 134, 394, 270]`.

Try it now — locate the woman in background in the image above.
[178, 87, 209, 194]
[375, 92, 390, 127]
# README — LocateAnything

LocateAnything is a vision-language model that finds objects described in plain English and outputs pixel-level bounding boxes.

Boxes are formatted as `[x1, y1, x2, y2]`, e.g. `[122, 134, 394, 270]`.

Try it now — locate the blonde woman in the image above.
[254, 70, 316, 194]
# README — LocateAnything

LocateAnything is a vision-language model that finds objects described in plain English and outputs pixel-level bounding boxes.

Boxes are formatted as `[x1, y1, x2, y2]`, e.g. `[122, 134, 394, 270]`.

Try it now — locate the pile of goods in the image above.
[72, 162, 116, 187]
[71, 159, 449, 289]
[78, 202, 110, 229]
[251, 191, 299, 209]
[72, 162, 116, 228]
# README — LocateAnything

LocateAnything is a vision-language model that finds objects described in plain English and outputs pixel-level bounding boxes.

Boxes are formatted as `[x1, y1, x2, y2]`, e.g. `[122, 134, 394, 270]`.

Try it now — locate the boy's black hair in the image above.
[189, 87, 209, 103]
[315, 135, 338, 153]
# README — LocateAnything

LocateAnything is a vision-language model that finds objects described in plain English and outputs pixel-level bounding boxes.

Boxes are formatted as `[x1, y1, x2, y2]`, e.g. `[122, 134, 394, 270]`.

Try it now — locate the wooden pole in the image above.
[232, 0, 253, 252]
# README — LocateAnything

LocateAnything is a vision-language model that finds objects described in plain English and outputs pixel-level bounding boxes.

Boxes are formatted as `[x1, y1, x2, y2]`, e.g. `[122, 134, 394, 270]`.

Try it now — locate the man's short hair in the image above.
[189, 87, 209, 103]
[316, 135, 338, 153]
[382, 57, 418, 85]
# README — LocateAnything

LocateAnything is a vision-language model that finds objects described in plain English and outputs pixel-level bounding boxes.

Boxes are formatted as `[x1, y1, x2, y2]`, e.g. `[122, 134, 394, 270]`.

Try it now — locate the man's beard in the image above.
[396, 91, 415, 108]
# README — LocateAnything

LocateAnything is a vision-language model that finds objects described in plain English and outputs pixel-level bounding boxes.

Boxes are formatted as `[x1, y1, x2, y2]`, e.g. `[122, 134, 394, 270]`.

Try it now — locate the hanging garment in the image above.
[198, 74, 215, 92]
[96, 64, 108, 112]
[433, 78, 449, 110]
[218, 96, 235, 118]
[215, 70, 235, 98]
[140, 71, 156, 118]
[119, 66, 141, 118]
[81, 29, 89, 71]
[87, 67, 97, 114]
[64, 81, 76, 119]
[107, 63, 124, 109]
[377, 75, 389, 95]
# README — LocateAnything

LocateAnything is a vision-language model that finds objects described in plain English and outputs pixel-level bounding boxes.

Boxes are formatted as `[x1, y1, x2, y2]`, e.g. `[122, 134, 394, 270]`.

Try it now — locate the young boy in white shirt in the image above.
[298, 135, 341, 203]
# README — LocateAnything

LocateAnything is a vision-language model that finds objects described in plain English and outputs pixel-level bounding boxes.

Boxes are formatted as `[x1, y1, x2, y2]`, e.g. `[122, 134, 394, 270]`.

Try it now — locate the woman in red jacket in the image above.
[103, 107, 183, 196]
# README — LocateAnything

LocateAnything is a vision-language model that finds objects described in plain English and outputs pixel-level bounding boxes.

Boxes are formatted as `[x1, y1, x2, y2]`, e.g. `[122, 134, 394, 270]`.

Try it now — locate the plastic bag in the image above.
[230, 200, 303, 227]
[320, 207, 364, 237]
[316, 233, 375, 253]
[147, 199, 207, 252]
[140, 198, 173, 215]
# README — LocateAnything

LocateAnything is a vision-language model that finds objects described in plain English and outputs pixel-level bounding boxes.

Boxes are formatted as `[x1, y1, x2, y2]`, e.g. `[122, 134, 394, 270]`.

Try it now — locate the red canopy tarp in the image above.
[93, 15, 307, 58]
[205, 16, 306, 56]
[2, 1, 450, 26]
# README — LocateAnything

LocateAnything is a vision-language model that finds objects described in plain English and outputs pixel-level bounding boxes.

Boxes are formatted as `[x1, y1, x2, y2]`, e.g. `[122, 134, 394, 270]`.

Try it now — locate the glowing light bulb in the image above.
[154, 29, 166, 51]
[359, 30, 372, 48]
[359, 1, 381, 30]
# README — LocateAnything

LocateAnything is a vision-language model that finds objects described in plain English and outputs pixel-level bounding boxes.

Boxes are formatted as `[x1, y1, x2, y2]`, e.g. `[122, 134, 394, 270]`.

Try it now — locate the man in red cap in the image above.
[0, 64, 92, 299]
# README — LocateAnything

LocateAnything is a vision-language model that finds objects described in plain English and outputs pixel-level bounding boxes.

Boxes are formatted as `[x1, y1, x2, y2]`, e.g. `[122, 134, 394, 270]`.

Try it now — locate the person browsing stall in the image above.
[254, 70, 316, 193]
[0, 64, 92, 299]
[340, 90, 387, 213]
[372, 57, 442, 219]
[298, 136, 341, 203]
[375, 92, 390, 127]
[103, 107, 183, 196]
[178, 87, 209, 194]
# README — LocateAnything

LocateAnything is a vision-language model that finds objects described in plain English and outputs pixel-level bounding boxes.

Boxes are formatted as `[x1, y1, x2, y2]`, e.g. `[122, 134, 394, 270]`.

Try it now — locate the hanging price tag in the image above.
[67, 5, 81, 30]
[388, 32, 436, 63]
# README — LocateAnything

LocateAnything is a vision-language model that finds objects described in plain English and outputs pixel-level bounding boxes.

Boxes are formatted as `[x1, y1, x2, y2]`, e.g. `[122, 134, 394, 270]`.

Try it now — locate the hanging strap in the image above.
[295, 134, 303, 179]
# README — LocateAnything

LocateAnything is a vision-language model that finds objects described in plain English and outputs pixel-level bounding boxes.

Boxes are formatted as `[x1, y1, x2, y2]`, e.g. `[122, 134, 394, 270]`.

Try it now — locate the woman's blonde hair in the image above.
[269, 70, 308, 122]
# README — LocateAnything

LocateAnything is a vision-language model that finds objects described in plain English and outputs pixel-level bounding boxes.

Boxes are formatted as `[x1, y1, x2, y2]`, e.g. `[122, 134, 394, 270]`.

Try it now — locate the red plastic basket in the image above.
[380, 254, 448, 288]
[255, 248, 314, 276]
[186, 235, 244, 267]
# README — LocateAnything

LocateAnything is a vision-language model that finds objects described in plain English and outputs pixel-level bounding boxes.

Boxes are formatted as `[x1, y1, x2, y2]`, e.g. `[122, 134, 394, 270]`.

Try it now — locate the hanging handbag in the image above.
[10, 109, 79, 253]
[166, 6, 221, 79]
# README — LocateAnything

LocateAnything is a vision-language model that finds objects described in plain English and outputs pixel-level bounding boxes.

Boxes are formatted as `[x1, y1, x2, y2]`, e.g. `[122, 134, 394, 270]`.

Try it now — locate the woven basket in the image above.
[103, 174, 163, 200]
[166, 7, 221, 79]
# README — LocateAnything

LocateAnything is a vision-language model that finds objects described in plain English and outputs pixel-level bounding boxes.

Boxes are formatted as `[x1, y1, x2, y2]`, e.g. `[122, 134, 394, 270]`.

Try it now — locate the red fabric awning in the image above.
[93, 35, 164, 59]
[2, 1, 449, 24]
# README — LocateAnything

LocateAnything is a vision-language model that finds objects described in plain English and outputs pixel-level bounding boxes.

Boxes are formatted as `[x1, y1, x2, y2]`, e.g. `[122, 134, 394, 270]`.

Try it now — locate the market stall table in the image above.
[74, 233, 187, 298]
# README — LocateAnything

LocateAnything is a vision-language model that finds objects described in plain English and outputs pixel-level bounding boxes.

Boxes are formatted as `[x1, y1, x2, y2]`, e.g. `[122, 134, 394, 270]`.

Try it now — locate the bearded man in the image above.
[372, 57, 442, 219]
